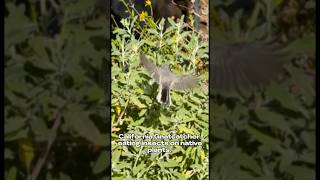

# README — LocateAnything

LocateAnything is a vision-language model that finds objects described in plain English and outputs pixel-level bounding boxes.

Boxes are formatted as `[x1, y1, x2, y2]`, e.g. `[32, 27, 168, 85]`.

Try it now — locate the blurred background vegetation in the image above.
[210, 0, 315, 179]
[5, 0, 110, 179]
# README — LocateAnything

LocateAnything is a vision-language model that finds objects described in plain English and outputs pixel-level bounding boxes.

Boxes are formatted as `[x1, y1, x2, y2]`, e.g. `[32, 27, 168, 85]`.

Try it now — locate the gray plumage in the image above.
[210, 41, 287, 96]
[140, 54, 198, 106]
[140, 41, 287, 104]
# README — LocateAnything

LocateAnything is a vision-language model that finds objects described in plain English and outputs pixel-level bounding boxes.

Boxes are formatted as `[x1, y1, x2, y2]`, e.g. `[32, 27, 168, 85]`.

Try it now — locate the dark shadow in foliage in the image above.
[132, 80, 163, 128]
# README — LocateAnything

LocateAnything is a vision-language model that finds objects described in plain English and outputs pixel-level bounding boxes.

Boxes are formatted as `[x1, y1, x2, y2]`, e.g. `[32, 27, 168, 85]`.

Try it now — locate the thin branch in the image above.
[27, 112, 62, 180]
[116, 98, 130, 124]
[171, 0, 193, 10]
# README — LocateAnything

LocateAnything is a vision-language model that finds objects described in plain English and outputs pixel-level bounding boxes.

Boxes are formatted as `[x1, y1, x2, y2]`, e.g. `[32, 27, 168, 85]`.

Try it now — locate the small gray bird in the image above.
[210, 41, 287, 96]
[140, 54, 198, 106]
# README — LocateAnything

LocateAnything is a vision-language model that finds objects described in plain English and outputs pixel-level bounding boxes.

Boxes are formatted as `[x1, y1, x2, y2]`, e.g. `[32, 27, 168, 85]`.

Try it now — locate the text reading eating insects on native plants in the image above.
[116, 133, 204, 153]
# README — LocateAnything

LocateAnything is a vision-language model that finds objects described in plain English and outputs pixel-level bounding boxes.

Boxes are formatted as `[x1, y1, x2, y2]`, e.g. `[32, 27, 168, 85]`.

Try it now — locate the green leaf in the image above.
[5, 3, 36, 49]
[132, 163, 146, 176]
[5, 116, 26, 134]
[285, 165, 315, 180]
[88, 86, 104, 101]
[5, 128, 29, 142]
[30, 117, 50, 142]
[130, 96, 146, 108]
[93, 151, 108, 174]
[6, 166, 17, 180]
[255, 108, 294, 135]
[162, 159, 179, 168]
[246, 126, 284, 154]
[63, 0, 95, 16]
[283, 34, 315, 57]
[213, 127, 231, 141]
[265, 83, 303, 111]
[65, 104, 104, 145]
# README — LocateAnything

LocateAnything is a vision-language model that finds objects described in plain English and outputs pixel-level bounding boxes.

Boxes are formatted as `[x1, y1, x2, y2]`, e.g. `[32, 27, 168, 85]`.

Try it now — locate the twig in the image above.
[171, 0, 193, 10]
[27, 112, 62, 180]
[116, 98, 130, 124]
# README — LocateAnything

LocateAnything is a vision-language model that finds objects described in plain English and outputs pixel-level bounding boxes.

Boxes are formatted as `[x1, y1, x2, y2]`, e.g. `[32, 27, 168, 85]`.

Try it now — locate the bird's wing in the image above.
[140, 53, 160, 82]
[172, 74, 198, 90]
[211, 41, 285, 95]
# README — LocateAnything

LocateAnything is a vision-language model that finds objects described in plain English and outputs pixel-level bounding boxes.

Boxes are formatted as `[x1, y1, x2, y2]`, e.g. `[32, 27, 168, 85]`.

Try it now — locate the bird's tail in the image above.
[157, 85, 171, 106]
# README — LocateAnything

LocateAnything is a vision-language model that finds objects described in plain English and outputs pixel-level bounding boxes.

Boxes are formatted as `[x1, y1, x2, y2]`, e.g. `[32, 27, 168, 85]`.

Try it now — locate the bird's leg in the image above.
[157, 84, 171, 107]
[157, 84, 163, 104]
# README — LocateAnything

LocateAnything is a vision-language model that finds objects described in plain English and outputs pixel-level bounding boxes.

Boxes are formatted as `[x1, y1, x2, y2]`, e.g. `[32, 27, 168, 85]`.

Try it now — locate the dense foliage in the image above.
[5, 0, 110, 179]
[210, 0, 315, 179]
[111, 11, 209, 179]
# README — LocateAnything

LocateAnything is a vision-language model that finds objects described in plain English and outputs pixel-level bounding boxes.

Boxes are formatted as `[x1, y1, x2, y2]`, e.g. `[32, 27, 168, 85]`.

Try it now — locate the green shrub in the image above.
[111, 13, 209, 179]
